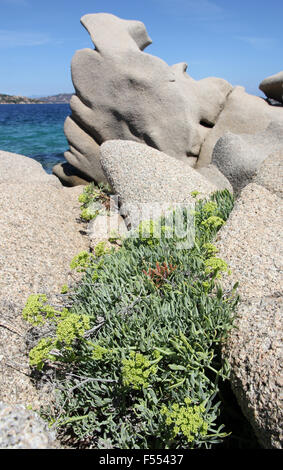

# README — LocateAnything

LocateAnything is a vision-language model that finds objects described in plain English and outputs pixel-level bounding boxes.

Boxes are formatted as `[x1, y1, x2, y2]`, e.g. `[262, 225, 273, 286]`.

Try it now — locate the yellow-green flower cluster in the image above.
[56, 313, 90, 345]
[204, 257, 230, 278]
[161, 398, 208, 443]
[80, 207, 98, 221]
[202, 243, 219, 258]
[29, 338, 57, 370]
[202, 201, 218, 216]
[201, 215, 225, 231]
[70, 251, 94, 272]
[22, 294, 58, 326]
[122, 352, 157, 390]
[94, 241, 110, 257]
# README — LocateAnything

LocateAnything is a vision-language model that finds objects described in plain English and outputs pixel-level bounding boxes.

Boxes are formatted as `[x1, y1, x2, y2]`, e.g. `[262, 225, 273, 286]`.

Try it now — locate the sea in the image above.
[0, 104, 71, 174]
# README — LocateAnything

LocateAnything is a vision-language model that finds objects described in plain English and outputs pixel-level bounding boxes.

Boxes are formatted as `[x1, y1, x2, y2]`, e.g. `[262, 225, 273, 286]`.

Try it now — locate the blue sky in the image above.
[0, 0, 282, 97]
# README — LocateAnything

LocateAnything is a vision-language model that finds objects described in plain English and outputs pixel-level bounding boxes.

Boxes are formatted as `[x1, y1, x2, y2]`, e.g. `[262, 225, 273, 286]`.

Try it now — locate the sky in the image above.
[0, 0, 282, 97]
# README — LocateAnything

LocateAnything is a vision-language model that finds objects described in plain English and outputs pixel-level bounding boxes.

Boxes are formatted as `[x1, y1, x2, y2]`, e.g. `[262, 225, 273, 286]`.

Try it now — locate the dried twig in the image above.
[0, 321, 24, 337]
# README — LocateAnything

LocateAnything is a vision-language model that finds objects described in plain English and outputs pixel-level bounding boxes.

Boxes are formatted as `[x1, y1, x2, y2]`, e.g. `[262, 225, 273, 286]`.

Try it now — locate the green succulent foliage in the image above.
[137, 220, 160, 246]
[24, 190, 239, 449]
[78, 182, 112, 221]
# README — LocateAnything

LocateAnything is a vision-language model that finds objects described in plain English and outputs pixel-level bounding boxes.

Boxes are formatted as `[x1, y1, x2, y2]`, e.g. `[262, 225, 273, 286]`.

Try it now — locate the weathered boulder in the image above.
[0, 402, 58, 449]
[211, 121, 283, 193]
[0, 178, 89, 409]
[100, 140, 217, 228]
[0, 150, 61, 187]
[252, 150, 282, 198]
[259, 71, 283, 104]
[63, 13, 232, 182]
[196, 86, 283, 168]
[53, 161, 91, 187]
[216, 183, 283, 449]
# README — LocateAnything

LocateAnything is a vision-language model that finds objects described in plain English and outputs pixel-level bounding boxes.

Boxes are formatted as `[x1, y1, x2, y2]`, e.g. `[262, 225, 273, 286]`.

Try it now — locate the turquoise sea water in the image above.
[0, 104, 70, 174]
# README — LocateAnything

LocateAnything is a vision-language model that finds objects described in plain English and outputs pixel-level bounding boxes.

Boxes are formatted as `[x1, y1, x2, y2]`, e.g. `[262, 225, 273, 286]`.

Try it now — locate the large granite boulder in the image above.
[60, 13, 283, 186]
[0, 150, 61, 187]
[211, 121, 283, 193]
[196, 86, 283, 168]
[0, 403, 58, 449]
[216, 184, 283, 449]
[259, 71, 283, 104]
[63, 13, 232, 182]
[252, 150, 282, 198]
[0, 153, 89, 410]
[100, 140, 217, 228]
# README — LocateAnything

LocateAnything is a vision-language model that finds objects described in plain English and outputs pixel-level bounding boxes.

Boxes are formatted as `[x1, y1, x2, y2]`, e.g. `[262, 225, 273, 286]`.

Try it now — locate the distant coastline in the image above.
[0, 93, 73, 104]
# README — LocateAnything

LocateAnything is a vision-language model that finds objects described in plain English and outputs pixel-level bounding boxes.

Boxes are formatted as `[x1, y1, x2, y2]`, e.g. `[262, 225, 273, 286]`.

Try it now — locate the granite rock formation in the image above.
[217, 184, 283, 448]
[63, 13, 232, 181]
[252, 150, 283, 199]
[259, 71, 283, 104]
[61, 13, 283, 185]
[52, 161, 91, 187]
[0, 153, 89, 410]
[196, 86, 283, 168]
[211, 121, 283, 193]
[0, 150, 61, 187]
[0, 403, 58, 449]
[100, 140, 217, 228]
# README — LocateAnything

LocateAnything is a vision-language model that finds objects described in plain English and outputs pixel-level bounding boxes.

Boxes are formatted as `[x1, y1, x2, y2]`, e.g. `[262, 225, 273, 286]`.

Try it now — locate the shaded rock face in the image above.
[196, 86, 283, 168]
[64, 13, 232, 181]
[212, 121, 283, 193]
[216, 184, 283, 449]
[259, 71, 283, 104]
[52, 161, 91, 187]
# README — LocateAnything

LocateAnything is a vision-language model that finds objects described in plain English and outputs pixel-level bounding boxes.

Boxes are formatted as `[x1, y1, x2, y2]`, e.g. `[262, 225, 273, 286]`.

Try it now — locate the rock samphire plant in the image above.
[23, 189, 238, 449]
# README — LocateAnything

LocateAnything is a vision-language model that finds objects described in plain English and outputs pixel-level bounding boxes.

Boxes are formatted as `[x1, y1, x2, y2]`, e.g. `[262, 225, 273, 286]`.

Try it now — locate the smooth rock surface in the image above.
[197, 86, 283, 168]
[65, 13, 232, 181]
[259, 71, 283, 104]
[0, 150, 61, 187]
[211, 121, 283, 193]
[252, 150, 283, 198]
[0, 402, 58, 449]
[216, 183, 283, 449]
[0, 182, 89, 408]
[100, 140, 217, 228]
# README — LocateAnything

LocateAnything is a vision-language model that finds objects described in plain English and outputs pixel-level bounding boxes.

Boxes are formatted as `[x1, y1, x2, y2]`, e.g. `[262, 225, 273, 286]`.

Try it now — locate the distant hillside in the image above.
[0, 93, 73, 104]
[0, 93, 42, 104]
[37, 93, 73, 103]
